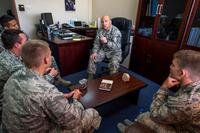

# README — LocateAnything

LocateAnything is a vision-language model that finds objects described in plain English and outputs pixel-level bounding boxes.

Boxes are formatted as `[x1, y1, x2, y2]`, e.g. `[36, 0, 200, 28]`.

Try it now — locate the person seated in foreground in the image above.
[87, 15, 122, 79]
[2, 39, 101, 132]
[0, 15, 71, 86]
[117, 49, 200, 132]
[0, 29, 73, 124]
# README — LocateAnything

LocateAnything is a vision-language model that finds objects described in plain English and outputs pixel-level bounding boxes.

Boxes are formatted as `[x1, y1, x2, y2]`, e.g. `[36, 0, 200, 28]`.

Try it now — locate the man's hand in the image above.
[90, 53, 98, 61]
[72, 89, 82, 100]
[161, 76, 180, 90]
[100, 36, 107, 44]
[46, 67, 59, 77]
[63, 91, 75, 98]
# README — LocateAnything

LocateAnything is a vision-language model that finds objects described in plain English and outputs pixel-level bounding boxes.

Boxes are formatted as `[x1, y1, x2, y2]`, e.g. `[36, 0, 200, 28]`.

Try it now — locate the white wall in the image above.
[15, 0, 139, 38]
[15, 0, 92, 38]
[92, 0, 139, 25]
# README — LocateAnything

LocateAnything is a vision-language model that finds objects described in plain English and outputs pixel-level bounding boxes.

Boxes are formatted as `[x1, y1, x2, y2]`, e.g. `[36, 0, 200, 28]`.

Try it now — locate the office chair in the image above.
[100, 17, 132, 75]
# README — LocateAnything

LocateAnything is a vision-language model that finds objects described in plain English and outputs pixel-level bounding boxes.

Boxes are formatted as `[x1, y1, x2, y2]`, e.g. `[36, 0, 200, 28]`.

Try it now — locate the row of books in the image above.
[187, 27, 200, 48]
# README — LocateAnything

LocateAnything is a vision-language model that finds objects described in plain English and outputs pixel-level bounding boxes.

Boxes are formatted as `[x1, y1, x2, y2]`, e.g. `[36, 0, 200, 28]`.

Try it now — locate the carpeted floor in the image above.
[59, 64, 160, 133]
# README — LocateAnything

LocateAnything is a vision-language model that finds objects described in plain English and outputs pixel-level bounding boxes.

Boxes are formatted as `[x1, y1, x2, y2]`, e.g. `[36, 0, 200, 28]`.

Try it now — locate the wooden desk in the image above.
[69, 27, 97, 38]
[70, 72, 146, 108]
[44, 37, 93, 76]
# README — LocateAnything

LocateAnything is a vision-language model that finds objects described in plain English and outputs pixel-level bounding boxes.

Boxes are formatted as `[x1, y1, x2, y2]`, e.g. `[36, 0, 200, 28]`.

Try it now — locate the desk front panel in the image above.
[58, 40, 92, 76]
[47, 37, 93, 76]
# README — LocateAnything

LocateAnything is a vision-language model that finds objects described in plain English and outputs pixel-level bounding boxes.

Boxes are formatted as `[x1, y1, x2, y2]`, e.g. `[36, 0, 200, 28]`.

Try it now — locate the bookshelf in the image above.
[130, 0, 197, 84]
[181, 0, 200, 50]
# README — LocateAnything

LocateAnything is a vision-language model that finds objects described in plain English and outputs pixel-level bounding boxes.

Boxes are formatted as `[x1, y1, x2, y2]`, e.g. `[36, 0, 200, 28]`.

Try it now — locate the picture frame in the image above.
[65, 0, 75, 11]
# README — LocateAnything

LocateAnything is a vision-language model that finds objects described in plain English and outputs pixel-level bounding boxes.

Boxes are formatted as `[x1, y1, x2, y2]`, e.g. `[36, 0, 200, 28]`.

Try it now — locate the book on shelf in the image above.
[98, 79, 113, 91]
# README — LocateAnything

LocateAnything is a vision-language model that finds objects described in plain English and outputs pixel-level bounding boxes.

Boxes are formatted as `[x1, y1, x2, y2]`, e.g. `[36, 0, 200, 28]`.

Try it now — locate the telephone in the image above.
[62, 23, 74, 29]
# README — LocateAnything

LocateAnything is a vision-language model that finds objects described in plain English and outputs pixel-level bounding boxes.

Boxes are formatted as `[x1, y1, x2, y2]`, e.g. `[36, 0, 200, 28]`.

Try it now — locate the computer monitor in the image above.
[41, 13, 54, 26]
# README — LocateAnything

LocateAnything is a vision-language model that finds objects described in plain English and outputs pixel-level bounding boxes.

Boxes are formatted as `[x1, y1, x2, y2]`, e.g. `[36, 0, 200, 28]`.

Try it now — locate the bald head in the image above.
[101, 15, 112, 30]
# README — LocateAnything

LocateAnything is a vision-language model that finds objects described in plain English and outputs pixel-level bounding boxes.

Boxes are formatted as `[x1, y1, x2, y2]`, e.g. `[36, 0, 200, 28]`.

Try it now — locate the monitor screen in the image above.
[41, 13, 54, 26]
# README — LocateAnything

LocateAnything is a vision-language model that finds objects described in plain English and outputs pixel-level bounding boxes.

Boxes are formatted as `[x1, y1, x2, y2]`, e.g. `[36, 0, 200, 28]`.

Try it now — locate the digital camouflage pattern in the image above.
[88, 25, 122, 74]
[2, 68, 101, 132]
[0, 40, 4, 53]
[0, 49, 61, 124]
[0, 50, 24, 122]
[137, 81, 200, 133]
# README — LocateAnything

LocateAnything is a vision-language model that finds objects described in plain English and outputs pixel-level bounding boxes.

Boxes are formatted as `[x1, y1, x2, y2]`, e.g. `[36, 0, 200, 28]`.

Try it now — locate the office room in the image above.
[0, 0, 200, 132]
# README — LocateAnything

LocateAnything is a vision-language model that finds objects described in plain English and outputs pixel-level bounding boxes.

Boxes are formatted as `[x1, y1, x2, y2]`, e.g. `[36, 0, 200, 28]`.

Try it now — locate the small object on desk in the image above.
[99, 79, 113, 91]
[73, 35, 85, 41]
[122, 73, 130, 82]
[73, 38, 81, 41]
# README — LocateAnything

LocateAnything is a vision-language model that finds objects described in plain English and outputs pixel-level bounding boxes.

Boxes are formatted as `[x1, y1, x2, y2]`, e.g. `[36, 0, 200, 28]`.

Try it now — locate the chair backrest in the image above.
[111, 17, 132, 63]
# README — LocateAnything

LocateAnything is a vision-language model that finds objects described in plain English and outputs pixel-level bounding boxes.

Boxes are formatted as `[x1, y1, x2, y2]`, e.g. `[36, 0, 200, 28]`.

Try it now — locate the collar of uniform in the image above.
[6, 49, 22, 60]
[102, 25, 113, 35]
[26, 68, 43, 78]
[180, 81, 200, 92]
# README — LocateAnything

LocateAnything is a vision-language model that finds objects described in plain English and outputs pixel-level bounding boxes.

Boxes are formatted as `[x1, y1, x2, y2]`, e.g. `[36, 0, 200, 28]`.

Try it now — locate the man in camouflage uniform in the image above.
[0, 29, 69, 124]
[134, 50, 200, 132]
[0, 15, 19, 53]
[2, 40, 101, 132]
[0, 14, 71, 86]
[87, 15, 122, 78]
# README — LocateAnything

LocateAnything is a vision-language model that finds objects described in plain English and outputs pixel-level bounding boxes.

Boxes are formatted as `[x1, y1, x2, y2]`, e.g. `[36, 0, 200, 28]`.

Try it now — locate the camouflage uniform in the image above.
[0, 50, 24, 124]
[87, 25, 122, 75]
[0, 50, 58, 123]
[137, 81, 200, 133]
[2, 68, 101, 132]
[0, 41, 4, 53]
[43, 56, 60, 83]
[0, 32, 4, 53]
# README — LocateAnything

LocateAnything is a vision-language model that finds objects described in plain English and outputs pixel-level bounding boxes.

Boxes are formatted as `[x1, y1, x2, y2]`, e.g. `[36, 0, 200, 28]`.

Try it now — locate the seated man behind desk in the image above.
[118, 50, 200, 132]
[2, 40, 101, 132]
[87, 15, 122, 79]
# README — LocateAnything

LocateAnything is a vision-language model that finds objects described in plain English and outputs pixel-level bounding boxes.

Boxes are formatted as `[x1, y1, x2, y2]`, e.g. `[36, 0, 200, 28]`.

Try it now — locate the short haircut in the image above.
[174, 50, 200, 79]
[0, 15, 15, 28]
[1, 29, 25, 49]
[21, 40, 50, 68]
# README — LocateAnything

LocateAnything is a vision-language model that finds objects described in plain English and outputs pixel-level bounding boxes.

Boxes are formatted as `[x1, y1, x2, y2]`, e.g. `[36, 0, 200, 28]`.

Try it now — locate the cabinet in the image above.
[130, 0, 196, 84]
[181, 0, 200, 50]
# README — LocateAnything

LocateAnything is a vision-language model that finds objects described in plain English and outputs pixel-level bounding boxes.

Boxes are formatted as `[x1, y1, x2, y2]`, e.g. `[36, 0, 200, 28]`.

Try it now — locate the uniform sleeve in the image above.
[43, 88, 101, 130]
[106, 29, 121, 50]
[51, 56, 60, 72]
[43, 74, 54, 83]
[150, 88, 192, 124]
[92, 30, 101, 54]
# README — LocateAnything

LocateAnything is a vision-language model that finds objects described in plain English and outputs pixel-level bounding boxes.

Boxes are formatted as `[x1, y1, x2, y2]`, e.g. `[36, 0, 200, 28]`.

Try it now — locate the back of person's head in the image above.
[1, 29, 25, 49]
[0, 15, 16, 28]
[174, 50, 200, 80]
[21, 40, 50, 68]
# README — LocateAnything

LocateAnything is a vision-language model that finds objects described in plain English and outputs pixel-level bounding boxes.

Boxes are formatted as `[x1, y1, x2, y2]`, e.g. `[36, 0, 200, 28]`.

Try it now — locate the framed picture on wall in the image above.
[65, 0, 75, 11]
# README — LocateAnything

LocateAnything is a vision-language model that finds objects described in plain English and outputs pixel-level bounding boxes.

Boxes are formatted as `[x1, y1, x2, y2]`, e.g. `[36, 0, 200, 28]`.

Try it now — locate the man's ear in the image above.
[180, 69, 188, 78]
[14, 42, 20, 49]
[44, 56, 48, 65]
